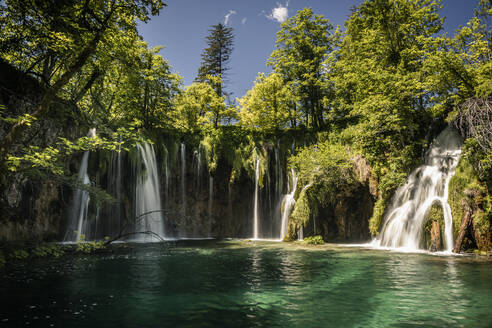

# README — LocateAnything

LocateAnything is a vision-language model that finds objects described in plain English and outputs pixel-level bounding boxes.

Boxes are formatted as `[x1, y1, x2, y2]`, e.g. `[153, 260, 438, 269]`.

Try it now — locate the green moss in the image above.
[76, 235, 106, 254]
[449, 154, 491, 251]
[291, 185, 316, 229]
[427, 204, 444, 226]
[10, 249, 29, 260]
[423, 204, 444, 250]
[302, 235, 324, 245]
[369, 196, 386, 236]
[31, 244, 65, 258]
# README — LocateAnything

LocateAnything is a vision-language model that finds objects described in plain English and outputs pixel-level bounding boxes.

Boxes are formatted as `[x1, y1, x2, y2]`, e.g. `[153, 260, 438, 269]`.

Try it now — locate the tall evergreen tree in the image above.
[196, 23, 234, 97]
[268, 8, 338, 130]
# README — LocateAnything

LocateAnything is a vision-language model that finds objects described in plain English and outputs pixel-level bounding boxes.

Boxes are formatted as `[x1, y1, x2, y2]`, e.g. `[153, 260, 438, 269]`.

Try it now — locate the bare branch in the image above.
[454, 97, 492, 153]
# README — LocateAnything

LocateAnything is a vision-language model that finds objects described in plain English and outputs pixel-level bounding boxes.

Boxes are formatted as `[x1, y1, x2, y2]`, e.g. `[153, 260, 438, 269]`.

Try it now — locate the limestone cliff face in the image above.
[0, 177, 69, 242]
[0, 133, 299, 241]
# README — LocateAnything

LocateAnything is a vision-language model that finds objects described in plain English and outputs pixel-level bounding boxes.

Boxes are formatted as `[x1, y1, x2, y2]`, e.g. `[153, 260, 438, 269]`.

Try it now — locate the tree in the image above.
[0, 0, 166, 155]
[238, 72, 297, 131]
[333, 0, 443, 164]
[268, 8, 339, 130]
[422, 0, 491, 118]
[171, 80, 236, 132]
[196, 23, 234, 98]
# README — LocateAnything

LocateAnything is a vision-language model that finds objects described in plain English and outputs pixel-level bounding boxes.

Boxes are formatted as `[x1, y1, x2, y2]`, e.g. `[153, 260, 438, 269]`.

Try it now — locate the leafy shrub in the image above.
[303, 235, 325, 245]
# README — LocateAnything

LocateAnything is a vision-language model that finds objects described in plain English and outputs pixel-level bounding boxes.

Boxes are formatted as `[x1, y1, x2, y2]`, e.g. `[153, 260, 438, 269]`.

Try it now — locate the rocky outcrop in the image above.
[285, 156, 376, 243]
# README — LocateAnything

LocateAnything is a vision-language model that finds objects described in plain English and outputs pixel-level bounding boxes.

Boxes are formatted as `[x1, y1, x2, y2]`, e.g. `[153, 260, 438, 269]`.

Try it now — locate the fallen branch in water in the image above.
[103, 209, 171, 245]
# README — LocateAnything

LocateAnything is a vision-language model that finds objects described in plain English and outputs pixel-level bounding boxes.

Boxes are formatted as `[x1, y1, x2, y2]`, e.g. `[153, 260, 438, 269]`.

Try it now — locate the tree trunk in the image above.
[429, 220, 442, 252]
[453, 199, 473, 253]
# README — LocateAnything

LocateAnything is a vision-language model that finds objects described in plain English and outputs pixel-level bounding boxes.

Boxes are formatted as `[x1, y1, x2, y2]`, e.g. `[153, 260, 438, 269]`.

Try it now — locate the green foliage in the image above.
[172, 80, 236, 132]
[10, 249, 29, 260]
[0, 112, 37, 126]
[6, 125, 144, 175]
[302, 235, 325, 245]
[461, 138, 492, 189]
[423, 1, 491, 115]
[268, 8, 340, 129]
[290, 141, 353, 188]
[238, 72, 296, 131]
[369, 196, 387, 236]
[76, 235, 106, 254]
[0, 243, 67, 267]
[30, 244, 65, 258]
[449, 153, 491, 250]
[333, 0, 442, 165]
[291, 184, 315, 228]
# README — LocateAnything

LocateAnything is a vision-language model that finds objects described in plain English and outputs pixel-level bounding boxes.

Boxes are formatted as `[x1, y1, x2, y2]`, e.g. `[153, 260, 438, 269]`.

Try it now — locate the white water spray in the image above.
[135, 143, 164, 241]
[376, 127, 462, 251]
[65, 128, 96, 242]
[253, 158, 260, 239]
[180, 142, 186, 214]
[280, 169, 298, 240]
[208, 175, 214, 235]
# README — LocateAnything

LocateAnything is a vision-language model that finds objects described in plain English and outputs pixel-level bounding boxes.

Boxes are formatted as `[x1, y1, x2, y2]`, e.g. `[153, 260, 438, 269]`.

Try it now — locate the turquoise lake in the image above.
[1, 240, 492, 327]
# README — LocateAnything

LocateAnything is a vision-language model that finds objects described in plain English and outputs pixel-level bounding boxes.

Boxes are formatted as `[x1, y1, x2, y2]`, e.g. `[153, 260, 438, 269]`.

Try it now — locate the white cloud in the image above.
[242, 17, 247, 25]
[267, 2, 289, 23]
[224, 10, 236, 25]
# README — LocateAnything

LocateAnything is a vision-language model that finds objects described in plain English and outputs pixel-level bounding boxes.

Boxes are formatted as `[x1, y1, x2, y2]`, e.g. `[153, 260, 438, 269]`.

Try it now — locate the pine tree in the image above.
[196, 23, 234, 97]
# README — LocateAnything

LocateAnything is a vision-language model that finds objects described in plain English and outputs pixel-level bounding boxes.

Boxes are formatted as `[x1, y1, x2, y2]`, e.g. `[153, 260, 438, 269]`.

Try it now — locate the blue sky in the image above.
[138, 0, 479, 100]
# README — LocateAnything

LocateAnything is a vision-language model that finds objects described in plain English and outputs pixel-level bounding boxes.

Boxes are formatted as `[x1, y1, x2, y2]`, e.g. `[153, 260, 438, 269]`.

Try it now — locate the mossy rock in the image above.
[369, 196, 386, 236]
[449, 156, 491, 251]
[423, 203, 444, 251]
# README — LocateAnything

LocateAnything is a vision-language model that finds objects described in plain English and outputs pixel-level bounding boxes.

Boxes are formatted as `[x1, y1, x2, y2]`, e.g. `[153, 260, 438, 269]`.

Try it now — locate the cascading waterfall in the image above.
[253, 158, 261, 239]
[64, 128, 96, 242]
[298, 226, 304, 241]
[376, 127, 463, 251]
[208, 175, 213, 235]
[104, 148, 122, 238]
[135, 143, 164, 241]
[280, 169, 298, 240]
[163, 146, 169, 210]
[208, 176, 213, 217]
[180, 142, 186, 215]
[297, 183, 311, 241]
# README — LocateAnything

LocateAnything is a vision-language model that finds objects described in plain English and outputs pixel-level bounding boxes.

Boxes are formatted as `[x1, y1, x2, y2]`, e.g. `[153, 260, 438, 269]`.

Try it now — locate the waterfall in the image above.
[208, 175, 213, 235]
[196, 145, 202, 190]
[135, 143, 164, 241]
[65, 128, 96, 242]
[180, 142, 186, 215]
[253, 158, 261, 239]
[116, 148, 122, 230]
[298, 226, 304, 241]
[376, 127, 463, 251]
[104, 148, 122, 238]
[73, 151, 90, 241]
[163, 146, 169, 209]
[280, 169, 298, 240]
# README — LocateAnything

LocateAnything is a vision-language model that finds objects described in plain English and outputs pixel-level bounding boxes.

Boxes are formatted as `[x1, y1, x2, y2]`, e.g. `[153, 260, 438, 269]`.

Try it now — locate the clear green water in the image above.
[1, 240, 492, 327]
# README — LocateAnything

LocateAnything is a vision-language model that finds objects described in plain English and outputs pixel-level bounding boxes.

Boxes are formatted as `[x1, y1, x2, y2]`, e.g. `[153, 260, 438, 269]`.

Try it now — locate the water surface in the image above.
[1, 241, 491, 327]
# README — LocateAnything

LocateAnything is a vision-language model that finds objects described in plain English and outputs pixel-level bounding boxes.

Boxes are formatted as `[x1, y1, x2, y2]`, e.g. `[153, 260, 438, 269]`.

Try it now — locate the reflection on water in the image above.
[1, 241, 492, 328]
